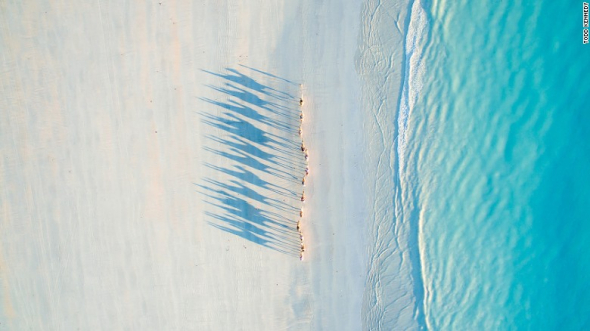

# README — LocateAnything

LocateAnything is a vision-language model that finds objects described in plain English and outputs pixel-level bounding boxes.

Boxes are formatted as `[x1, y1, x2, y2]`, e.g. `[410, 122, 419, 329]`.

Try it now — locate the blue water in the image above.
[360, 0, 590, 329]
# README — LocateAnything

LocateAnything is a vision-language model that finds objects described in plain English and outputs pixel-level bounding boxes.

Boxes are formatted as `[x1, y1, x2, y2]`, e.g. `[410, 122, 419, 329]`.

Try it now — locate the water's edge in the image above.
[355, 0, 428, 329]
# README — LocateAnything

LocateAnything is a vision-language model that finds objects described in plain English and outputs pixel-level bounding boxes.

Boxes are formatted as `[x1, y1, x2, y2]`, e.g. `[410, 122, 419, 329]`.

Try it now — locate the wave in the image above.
[395, 0, 429, 329]
[397, 0, 427, 170]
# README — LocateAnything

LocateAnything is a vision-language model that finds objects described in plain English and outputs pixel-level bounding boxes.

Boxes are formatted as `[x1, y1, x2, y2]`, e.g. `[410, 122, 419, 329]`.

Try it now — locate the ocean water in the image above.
[359, 0, 590, 329]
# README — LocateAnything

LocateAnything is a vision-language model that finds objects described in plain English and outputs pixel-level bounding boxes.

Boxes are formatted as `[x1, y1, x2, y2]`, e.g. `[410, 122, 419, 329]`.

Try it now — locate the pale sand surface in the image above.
[0, 1, 365, 330]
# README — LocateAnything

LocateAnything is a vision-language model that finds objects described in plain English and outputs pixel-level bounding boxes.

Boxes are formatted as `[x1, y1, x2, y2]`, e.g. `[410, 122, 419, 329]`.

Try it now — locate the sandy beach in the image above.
[0, 1, 367, 329]
[5, 0, 583, 329]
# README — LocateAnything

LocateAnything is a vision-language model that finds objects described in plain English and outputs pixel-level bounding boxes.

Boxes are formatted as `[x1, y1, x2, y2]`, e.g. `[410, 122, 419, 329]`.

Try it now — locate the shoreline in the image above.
[356, 0, 426, 329]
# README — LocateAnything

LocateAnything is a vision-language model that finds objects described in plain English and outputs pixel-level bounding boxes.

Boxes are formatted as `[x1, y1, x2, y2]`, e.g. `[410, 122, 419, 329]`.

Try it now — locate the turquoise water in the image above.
[360, 0, 590, 329]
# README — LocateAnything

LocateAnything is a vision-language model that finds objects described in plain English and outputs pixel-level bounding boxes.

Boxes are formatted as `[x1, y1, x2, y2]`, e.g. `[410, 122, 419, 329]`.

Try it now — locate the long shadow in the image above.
[211, 82, 299, 120]
[205, 163, 299, 198]
[200, 110, 299, 151]
[200, 112, 278, 147]
[203, 146, 299, 182]
[207, 83, 296, 118]
[239, 64, 299, 85]
[199, 186, 292, 231]
[208, 219, 297, 255]
[203, 178, 298, 213]
[206, 134, 302, 163]
[201, 68, 293, 101]
[198, 67, 304, 256]
[200, 96, 295, 134]
[197, 184, 299, 255]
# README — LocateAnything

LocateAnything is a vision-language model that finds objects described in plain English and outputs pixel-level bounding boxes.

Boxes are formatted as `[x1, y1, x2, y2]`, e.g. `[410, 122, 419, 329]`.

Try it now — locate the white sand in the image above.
[0, 1, 366, 329]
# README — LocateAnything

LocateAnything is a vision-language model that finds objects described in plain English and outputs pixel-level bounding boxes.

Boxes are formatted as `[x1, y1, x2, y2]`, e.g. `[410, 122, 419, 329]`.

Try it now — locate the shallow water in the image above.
[359, 0, 590, 329]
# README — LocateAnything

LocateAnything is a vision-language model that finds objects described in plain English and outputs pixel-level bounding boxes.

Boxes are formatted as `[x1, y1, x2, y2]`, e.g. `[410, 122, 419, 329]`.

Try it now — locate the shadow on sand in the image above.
[197, 67, 303, 256]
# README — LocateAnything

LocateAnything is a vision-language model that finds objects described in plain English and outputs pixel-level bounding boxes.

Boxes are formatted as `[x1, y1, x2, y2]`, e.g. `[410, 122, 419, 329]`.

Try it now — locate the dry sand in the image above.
[0, 1, 366, 330]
